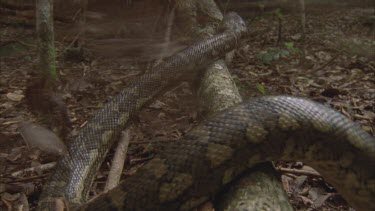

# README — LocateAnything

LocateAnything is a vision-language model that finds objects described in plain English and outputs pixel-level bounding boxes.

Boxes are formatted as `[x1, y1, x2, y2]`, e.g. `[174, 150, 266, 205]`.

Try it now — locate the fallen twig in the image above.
[104, 130, 130, 191]
[10, 162, 56, 177]
[276, 167, 322, 178]
[129, 156, 153, 165]
[6, 175, 47, 183]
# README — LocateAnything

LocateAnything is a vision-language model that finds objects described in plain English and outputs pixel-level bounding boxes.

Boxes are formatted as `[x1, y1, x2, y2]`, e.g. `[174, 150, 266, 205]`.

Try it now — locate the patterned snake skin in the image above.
[37, 12, 247, 210]
[78, 96, 375, 211]
[37, 12, 375, 211]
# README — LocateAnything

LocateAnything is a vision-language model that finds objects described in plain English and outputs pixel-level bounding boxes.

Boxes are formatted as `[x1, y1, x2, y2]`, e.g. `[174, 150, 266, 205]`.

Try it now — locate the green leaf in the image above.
[256, 83, 266, 94]
[284, 42, 300, 53]
[285, 42, 294, 50]
[362, 125, 372, 132]
[233, 76, 246, 91]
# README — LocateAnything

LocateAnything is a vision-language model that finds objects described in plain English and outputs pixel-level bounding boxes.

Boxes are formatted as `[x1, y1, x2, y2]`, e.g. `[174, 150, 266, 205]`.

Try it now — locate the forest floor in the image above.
[0, 4, 374, 211]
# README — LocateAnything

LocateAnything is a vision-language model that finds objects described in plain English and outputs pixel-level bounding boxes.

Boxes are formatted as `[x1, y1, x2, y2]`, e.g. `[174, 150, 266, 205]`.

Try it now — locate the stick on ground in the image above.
[104, 130, 130, 191]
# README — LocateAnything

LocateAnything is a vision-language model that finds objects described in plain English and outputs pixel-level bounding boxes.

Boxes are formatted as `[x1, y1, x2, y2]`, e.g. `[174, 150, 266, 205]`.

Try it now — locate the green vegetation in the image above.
[256, 47, 289, 64]
[233, 76, 246, 92]
[284, 42, 299, 53]
[256, 42, 299, 64]
[256, 82, 266, 94]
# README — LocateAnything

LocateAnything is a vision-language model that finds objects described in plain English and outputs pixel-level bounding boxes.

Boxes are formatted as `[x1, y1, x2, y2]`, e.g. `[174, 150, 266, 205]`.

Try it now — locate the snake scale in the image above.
[37, 12, 247, 210]
[77, 96, 375, 211]
[37, 12, 375, 211]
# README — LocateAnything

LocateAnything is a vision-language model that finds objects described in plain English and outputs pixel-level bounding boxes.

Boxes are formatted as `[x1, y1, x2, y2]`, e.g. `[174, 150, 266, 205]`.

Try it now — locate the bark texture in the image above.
[36, 0, 56, 82]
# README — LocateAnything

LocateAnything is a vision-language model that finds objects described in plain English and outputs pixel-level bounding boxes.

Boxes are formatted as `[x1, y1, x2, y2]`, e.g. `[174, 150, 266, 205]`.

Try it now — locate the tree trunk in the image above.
[27, 0, 71, 137]
[299, 0, 306, 63]
[175, 0, 222, 37]
[36, 0, 57, 87]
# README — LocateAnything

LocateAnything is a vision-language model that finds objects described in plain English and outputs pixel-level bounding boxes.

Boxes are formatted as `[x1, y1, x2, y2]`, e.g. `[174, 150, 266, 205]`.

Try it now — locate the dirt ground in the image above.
[0, 3, 374, 211]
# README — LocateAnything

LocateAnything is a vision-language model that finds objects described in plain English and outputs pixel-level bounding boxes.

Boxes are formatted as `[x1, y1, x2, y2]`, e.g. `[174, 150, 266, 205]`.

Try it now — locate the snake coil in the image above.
[38, 12, 247, 210]
[77, 96, 375, 211]
[37, 13, 375, 211]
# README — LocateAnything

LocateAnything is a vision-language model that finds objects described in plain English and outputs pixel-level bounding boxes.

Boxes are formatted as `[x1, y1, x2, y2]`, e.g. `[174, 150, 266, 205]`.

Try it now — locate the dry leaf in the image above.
[1, 192, 20, 201]
[12, 193, 29, 211]
[294, 175, 308, 190]
[310, 193, 336, 210]
[149, 100, 166, 109]
[300, 195, 313, 206]
[281, 175, 291, 192]
[18, 122, 67, 156]
[7, 147, 23, 162]
[291, 33, 302, 40]
[6, 92, 24, 102]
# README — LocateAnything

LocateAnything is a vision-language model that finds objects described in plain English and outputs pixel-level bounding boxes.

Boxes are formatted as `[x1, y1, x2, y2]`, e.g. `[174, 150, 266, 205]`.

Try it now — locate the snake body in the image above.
[38, 12, 247, 209]
[37, 12, 375, 210]
[78, 96, 375, 211]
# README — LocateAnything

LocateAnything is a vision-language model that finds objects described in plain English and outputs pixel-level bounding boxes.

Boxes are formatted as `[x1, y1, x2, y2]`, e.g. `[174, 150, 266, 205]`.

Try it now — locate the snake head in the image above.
[221, 12, 247, 34]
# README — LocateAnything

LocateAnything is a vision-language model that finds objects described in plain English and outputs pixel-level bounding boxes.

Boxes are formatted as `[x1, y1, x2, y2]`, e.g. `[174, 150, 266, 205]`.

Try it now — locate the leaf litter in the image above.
[0, 4, 374, 211]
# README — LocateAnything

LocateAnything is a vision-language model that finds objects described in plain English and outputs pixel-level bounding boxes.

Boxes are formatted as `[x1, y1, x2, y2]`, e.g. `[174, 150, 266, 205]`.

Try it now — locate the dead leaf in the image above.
[70, 79, 93, 92]
[291, 33, 302, 40]
[18, 122, 67, 156]
[86, 11, 107, 20]
[308, 187, 320, 201]
[1, 192, 20, 201]
[294, 175, 308, 190]
[13, 193, 29, 211]
[6, 91, 24, 102]
[300, 195, 313, 206]
[316, 51, 332, 61]
[149, 100, 166, 109]
[28, 149, 42, 161]
[281, 175, 292, 192]
[357, 110, 375, 120]
[55, 197, 68, 211]
[7, 147, 23, 162]
[158, 112, 166, 120]
[309, 193, 336, 210]
[2, 116, 24, 126]
[301, 165, 320, 175]
[1, 102, 14, 110]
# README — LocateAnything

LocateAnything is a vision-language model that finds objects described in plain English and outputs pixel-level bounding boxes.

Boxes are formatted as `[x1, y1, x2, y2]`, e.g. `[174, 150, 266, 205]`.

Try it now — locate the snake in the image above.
[37, 12, 247, 210]
[37, 12, 375, 211]
[77, 96, 375, 211]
